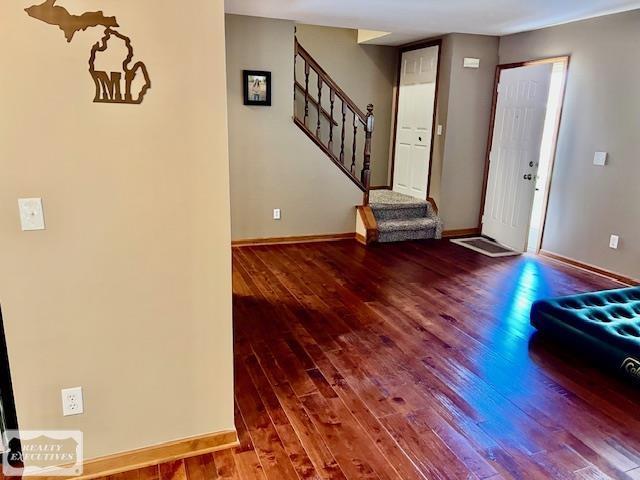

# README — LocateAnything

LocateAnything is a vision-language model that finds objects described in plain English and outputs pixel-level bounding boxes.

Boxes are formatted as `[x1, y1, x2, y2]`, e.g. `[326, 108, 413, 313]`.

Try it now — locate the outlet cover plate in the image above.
[61, 387, 84, 416]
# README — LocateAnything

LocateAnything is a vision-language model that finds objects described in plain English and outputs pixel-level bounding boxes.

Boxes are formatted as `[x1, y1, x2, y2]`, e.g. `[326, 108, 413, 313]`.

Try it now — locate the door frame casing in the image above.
[478, 55, 570, 253]
[387, 38, 442, 200]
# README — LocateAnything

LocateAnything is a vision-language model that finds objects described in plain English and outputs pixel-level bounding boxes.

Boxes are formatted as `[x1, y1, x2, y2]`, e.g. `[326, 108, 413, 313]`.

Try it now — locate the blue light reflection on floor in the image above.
[500, 259, 552, 330]
[478, 258, 553, 391]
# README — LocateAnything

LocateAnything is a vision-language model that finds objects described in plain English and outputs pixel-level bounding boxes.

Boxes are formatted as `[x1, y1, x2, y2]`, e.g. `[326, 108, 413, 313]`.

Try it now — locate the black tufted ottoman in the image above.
[531, 286, 640, 383]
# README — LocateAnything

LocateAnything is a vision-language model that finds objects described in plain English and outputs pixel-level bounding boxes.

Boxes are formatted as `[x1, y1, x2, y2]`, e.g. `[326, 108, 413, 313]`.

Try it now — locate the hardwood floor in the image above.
[130, 240, 640, 479]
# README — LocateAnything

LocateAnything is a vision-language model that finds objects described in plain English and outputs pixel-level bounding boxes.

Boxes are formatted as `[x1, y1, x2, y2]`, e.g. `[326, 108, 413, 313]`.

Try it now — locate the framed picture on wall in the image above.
[243, 70, 271, 106]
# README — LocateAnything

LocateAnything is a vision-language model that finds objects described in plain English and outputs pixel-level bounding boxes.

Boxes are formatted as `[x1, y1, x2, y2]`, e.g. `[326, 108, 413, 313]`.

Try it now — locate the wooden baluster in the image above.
[316, 76, 322, 137]
[351, 111, 357, 175]
[304, 61, 310, 127]
[294, 41, 375, 202]
[362, 104, 374, 205]
[294, 40, 298, 106]
[340, 102, 346, 165]
[328, 89, 335, 151]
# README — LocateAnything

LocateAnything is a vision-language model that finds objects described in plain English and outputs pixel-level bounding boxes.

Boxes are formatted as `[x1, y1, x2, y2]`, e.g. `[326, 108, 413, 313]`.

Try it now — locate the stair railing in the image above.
[294, 38, 374, 204]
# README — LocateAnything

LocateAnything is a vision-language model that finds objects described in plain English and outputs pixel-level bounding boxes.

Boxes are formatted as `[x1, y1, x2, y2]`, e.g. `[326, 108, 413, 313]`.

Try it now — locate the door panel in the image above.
[393, 46, 439, 200]
[482, 64, 553, 251]
[394, 144, 411, 193]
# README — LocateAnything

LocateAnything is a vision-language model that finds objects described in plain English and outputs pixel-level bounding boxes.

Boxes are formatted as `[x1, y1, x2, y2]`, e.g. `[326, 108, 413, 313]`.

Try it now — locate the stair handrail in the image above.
[294, 38, 374, 204]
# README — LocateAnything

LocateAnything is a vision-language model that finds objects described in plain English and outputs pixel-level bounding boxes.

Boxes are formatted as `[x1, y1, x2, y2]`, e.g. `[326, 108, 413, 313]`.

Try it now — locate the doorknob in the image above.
[418, 136, 422, 141]
[523, 174, 532, 180]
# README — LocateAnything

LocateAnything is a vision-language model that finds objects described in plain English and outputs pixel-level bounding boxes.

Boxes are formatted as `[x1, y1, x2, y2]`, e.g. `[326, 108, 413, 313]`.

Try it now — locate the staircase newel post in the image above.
[362, 104, 374, 205]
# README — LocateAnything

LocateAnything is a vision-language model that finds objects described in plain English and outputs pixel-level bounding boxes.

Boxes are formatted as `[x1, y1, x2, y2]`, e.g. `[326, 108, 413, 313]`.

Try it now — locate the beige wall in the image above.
[0, 0, 234, 460]
[295, 24, 398, 187]
[435, 34, 499, 231]
[226, 15, 363, 241]
[499, 10, 640, 280]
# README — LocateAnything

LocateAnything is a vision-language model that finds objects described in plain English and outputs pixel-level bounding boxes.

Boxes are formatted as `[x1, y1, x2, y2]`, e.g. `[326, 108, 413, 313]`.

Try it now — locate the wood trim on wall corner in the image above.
[232, 233, 355, 247]
[538, 250, 640, 286]
[41, 430, 239, 480]
[442, 228, 481, 238]
[427, 197, 439, 215]
[356, 205, 379, 244]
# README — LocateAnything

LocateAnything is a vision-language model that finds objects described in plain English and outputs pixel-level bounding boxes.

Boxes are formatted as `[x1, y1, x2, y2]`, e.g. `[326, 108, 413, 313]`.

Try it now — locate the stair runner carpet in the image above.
[369, 190, 443, 243]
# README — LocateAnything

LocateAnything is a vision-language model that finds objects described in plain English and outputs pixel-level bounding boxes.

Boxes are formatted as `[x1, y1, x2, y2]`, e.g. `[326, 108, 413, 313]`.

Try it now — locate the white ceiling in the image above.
[224, 0, 640, 45]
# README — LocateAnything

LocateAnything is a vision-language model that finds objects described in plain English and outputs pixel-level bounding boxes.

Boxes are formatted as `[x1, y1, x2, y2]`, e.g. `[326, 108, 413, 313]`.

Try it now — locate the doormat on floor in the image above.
[450, 237, 521, 258]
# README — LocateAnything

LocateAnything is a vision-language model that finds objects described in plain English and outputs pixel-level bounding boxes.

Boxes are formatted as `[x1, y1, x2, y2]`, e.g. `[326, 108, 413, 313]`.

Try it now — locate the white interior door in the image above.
[482, 63, 553, 252]
[393, 46, 439, 200]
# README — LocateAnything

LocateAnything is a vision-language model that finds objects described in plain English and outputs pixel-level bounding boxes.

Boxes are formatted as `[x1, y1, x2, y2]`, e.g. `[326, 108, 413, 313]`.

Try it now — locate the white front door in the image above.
[482, 63, 553, 252]
[393, 45, 439, 200]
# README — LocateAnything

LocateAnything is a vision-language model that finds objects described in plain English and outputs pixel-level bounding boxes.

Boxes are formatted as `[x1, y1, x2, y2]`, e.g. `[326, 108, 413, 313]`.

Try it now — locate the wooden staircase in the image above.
[293, 38, 374, 205]
[293, 38, 442, 246]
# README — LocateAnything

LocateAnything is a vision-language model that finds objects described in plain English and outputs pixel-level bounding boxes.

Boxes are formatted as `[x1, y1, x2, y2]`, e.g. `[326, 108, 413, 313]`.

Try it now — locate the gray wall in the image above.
[226, 15, 362, 241]
[432, 34, 499, 231]
[500, 10, 640, 280]
[296, 24, 398, 186]
[429, 36, 452, 208]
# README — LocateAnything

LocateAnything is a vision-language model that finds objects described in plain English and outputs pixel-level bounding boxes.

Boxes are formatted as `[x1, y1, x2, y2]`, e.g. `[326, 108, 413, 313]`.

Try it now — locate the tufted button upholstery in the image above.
[531, 287, 640, 356]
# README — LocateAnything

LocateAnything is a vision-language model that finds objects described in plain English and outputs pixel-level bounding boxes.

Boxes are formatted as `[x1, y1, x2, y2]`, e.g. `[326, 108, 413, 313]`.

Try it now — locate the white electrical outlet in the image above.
[436, 125, 443, 136]
[273, 208, 281, 220]
[61, 387, 84, 416]
[609, 235, 620, 250]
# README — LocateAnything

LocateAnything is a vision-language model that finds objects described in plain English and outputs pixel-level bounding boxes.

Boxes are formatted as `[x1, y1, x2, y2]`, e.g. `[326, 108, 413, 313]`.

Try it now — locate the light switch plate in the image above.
[18, 198, 45, 231]
[594, 151, 608, 166]
[609, 235, 620, 249]
[436, 125, 443, 136]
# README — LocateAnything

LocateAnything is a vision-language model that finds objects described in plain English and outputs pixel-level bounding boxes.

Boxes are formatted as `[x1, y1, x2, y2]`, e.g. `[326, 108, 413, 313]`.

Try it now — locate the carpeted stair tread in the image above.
[378, 218, 439, 232]
[369, 190, 428, 210]
[369, 190, 443, 243]
[370, 200, 428, 210]
[377, 229, 439, 243]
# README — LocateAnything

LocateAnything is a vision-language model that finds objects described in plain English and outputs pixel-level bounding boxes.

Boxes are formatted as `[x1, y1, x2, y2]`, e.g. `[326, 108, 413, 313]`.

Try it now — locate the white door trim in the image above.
[479, 56, 570, 253]
[390, 41, 441, 199]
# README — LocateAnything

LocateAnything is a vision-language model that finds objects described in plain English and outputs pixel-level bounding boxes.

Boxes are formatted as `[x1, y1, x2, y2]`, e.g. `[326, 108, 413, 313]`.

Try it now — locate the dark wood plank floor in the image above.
[149, 240, 640, 479]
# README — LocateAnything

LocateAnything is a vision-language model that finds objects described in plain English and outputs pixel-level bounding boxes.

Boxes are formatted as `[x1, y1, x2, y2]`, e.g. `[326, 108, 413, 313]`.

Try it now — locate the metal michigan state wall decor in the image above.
[25, 0, 151, 104]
